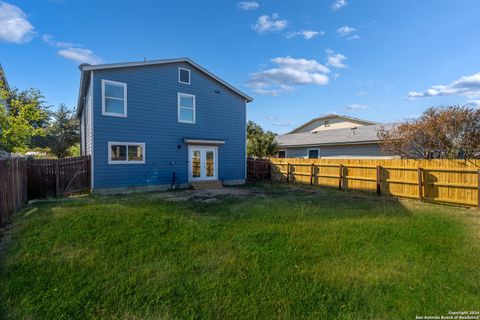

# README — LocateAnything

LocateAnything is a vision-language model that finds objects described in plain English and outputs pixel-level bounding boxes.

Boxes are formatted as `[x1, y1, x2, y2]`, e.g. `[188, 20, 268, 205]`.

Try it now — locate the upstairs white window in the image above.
[178, 68, 190, 84]
[108, 142, 145, 164]
[178, 93, 195, 124]
[102, 80, 127, 117]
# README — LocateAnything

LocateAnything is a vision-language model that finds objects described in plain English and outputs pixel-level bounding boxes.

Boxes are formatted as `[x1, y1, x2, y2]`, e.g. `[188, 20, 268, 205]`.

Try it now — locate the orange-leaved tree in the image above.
[377, 106, 480, 159]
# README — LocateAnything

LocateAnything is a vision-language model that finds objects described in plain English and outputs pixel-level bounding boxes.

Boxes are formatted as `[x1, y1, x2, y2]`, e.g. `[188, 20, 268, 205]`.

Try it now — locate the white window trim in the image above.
[307, 148, 320, 159]
[277, 150, 287, 158]
[178, 68, 191, 84]
[108, 142, 145, 164]
[102, 79, 127, 117]
[178, 92, 196, 124]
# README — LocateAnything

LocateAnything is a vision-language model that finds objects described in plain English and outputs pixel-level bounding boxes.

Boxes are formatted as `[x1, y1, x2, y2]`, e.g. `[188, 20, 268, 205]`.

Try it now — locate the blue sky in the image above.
[1, 0, 480, 133]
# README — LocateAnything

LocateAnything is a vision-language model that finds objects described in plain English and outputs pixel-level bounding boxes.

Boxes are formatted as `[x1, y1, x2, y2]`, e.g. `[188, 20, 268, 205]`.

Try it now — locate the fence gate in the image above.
[247, 158, 271, 182]
[28, 155, 91, 198]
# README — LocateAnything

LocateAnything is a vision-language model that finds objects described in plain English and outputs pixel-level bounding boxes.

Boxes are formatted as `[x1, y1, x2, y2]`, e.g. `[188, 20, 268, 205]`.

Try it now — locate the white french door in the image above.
[188, 146, 218, 181]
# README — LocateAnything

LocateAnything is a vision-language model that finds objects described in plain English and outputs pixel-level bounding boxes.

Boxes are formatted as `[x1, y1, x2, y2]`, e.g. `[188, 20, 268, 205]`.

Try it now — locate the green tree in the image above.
[247, 120, 277, 158]
[44, 104, 80, 158]
[0, 73, 49, 152]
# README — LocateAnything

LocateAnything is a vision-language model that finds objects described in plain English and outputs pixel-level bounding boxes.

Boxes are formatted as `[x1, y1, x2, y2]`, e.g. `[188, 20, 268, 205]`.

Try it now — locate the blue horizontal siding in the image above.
[92, 62, 246, 189]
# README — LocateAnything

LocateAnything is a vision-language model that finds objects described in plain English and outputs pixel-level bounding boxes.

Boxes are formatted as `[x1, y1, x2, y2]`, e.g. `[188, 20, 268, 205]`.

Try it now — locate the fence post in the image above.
[339, 164, 343, 190]
[286, 162, 290, 183]
[310, 163, 314, 186]
[55, 161, 60, 197]
[376, 165, 382, 195]
[417, 168, 423, 201]
[253, 158, 257, 182]
[478, 169, 480, 208]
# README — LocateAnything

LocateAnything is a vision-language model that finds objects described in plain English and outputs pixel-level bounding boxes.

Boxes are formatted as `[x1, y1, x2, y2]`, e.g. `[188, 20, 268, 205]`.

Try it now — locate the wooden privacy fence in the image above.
[28, 156, 91, 199]
[268, 158, 480, 208]
[0, 158, 28, 225]
[247, 158, 271, 182]
[1, 156, 91, 224]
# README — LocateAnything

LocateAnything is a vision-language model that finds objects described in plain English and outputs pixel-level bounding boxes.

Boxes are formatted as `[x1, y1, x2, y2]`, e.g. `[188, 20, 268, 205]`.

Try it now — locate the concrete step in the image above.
[190, 180, 223, 190]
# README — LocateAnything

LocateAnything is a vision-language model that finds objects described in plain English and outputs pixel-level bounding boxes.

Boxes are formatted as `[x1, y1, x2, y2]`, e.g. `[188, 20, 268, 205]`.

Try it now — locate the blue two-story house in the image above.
[76, 58, 252, 193]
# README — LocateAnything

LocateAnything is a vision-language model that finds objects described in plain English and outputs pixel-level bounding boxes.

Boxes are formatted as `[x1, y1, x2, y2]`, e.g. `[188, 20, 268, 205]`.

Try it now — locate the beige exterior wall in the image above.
[292, 117, 370, 133]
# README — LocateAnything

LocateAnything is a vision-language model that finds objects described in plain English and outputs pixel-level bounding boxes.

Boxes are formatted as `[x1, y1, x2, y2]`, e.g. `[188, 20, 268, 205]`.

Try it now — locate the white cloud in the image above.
[337, 26, 355, 37]
[0, 2, 35, 43]
[272, 121, 293, 127]
[247, 56, 330, 95]
[337, 26, 359, 40]
[42, 34, 77, 48]
[284, 29, 324, 40]
[331, 0, 347, 11]
[407, 72, 480, 101]
[346, 104, 368, 111]
[57, 48, 103, 65]
[326, 49, 347, 68]
[466, 100, 480, 107]
[42, 34, 103, 64]
[403, 114, 421, 121]
[357, 91, 368, 96]
[252, 13, 288, 33]
[237, 1, 259, 10]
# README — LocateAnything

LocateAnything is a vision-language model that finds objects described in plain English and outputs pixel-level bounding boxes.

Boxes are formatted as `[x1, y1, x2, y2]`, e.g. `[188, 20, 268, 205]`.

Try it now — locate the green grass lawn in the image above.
[1, 184, 479, 319]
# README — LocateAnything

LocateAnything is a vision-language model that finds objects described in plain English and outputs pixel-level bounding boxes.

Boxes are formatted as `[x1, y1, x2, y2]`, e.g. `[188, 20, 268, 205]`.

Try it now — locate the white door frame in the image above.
[188, 145, 218, 182]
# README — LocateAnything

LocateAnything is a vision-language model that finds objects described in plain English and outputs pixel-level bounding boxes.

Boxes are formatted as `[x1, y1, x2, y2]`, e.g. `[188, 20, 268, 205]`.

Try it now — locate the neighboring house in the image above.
[288, 114, 377, 133]
[77, 58, 253, 193]
[275, 114, 395, 159]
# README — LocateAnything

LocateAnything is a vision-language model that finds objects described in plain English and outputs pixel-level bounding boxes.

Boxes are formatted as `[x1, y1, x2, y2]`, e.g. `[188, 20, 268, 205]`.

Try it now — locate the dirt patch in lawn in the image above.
[149, 187, 260, 203]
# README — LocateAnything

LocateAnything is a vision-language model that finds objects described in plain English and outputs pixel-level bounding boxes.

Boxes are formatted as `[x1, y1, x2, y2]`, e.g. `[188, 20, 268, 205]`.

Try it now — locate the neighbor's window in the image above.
[108, 142, 145, 164]
[178, 68, 191, 84]
[324, 120, 330, 127]
[178, 93, 195, 124]
[102, 80, 127, 117]
[308, 149, 319, 159]
[278, 150, 286, 158]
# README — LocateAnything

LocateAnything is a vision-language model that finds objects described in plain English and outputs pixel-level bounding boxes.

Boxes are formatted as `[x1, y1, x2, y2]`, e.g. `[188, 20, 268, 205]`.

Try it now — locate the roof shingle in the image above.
[276, 123, 395, 147]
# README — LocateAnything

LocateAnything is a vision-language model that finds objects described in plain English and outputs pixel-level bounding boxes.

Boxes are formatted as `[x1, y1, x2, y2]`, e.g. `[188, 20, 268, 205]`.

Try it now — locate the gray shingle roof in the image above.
[276, 123, 395, 147]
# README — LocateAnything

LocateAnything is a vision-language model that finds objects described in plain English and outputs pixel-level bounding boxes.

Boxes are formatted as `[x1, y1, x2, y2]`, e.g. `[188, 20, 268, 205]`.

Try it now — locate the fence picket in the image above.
[0, 158, 28, 225]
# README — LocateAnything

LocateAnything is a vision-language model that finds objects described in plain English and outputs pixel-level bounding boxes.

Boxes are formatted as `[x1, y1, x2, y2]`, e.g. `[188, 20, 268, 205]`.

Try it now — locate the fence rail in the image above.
[0, 158, 28, 225]
[262, 158, 480, 207]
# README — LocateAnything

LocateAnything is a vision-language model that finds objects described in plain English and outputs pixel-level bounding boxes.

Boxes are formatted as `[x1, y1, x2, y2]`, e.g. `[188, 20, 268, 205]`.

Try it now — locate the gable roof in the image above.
[277, 123, 395, 147]
[288, 114, 378, 134]
[76, 58, 253, 117]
